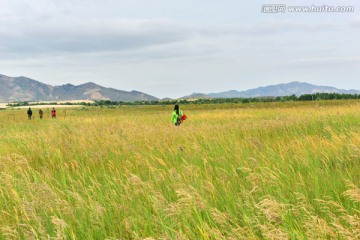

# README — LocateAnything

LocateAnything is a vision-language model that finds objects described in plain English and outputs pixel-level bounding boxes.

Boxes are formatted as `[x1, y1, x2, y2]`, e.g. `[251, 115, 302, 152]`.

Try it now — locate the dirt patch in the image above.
[11, 105, 84, 109]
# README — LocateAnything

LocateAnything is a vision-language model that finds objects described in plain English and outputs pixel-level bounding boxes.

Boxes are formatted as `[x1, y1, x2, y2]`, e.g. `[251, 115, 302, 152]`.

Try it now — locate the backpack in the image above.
[176, 110, 183, 125]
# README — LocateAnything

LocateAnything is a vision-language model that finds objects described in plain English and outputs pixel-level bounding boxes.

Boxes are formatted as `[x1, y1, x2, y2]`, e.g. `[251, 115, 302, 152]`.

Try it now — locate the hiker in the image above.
[27, 107, 32, 120]
[39, 109, 43, 120]
[51, 108, 56, 119]
[172, 104, 187, 126]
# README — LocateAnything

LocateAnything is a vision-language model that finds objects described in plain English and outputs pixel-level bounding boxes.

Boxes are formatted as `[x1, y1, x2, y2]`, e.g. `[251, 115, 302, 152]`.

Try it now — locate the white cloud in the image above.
[0, 17, 194, 56]
[286, 57, 360, 69]
[352, 17, 360, 27]
[0, 0, 359, 98]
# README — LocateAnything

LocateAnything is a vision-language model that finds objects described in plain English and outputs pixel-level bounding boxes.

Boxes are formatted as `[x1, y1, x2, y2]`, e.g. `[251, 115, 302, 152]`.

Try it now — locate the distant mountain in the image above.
[182, 93, 210, 99]
[0, 74, 158, 102]
[182, 82, 360, 99]
[2, 74, 358, 102]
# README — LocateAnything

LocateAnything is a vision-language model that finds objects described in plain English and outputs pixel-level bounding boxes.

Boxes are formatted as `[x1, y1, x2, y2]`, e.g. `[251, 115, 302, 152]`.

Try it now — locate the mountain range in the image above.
[183, 81, 360, 99]
[0, 74, 158, 102]
[0, 74, 359, 102]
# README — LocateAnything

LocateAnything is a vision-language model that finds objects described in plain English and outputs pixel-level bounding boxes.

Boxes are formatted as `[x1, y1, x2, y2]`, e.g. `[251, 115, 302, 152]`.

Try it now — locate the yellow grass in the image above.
[0, 101, 359, 239]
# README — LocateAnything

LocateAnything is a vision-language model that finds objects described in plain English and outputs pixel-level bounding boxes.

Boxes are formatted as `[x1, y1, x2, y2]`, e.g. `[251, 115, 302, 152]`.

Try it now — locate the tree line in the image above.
[93, 92, 360, 106]
[6, 92, 360, 107]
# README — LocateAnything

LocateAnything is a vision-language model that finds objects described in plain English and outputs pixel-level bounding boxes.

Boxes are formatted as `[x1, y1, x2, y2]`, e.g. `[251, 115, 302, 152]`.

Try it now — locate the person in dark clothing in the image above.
[27, 108, 33, 120]
[39, 109, 43, 120]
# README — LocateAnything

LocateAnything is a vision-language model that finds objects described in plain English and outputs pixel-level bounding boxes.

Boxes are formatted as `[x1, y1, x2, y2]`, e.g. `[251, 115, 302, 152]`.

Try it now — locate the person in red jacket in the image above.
[51, 108, 56, 119]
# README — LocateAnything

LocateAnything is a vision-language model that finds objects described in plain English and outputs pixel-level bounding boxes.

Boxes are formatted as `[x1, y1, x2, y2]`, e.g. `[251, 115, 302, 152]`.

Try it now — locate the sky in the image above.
[0, 0, 359, 98]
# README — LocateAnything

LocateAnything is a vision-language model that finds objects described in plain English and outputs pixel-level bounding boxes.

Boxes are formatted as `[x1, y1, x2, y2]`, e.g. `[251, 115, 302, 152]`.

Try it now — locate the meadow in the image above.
[0, 101, 359, 239]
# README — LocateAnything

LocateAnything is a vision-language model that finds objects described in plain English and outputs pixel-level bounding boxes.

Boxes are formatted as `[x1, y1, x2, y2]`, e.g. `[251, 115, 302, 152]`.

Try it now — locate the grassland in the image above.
[0, 101, 359, 239]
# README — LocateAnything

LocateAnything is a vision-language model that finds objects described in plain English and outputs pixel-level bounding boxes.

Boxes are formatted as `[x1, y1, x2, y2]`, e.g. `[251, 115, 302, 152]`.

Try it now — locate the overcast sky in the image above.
[0, 0, 359, 98]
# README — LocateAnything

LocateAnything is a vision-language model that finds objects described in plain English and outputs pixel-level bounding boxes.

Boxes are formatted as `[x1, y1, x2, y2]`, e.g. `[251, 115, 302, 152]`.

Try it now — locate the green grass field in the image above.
[0, 101, 359, 239]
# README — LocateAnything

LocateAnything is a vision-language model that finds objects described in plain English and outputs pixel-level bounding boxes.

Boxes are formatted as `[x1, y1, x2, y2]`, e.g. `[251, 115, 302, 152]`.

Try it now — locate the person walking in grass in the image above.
[172, 104, 187, 126]
[51, 107, 56, 119]
[39, 109, 44, 120]
[27, 107, 33, 120]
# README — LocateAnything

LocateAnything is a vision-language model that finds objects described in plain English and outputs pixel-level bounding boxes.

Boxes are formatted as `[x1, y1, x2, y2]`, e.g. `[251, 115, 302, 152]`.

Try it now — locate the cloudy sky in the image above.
[0, 0, 359, 98]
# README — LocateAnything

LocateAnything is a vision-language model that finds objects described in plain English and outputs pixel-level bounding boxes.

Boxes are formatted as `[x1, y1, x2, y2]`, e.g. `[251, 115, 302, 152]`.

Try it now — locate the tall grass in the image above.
[0, 101, 359, 239]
